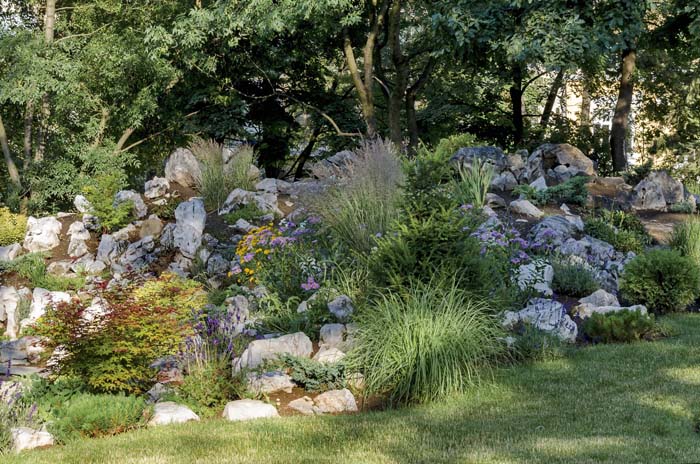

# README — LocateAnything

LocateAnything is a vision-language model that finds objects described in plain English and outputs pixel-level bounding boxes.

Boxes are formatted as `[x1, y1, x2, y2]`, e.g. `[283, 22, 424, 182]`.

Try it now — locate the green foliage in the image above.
[367, 207, 494, 294]
[347, 282, 505, 405]
[222, 203, 265, 225]
[509, 325, 567, 363]
[433, 133, 481, 161]
[177, 360, 242, 411]
[551, 259, 599, 297]
[149, 195, 180, 221]
[132, 272, 207, 317]
[191, 139, 257, 212]
[403, 145, 456, 215]
[584, 209, 652, 253]
[668, 201, 695, 214]
[48, 393, 147, 442]
[310, 140, 404, 255]
[31, 287, 194, 394]
[619, 249, 700, 314]
[0, 381, 41, 455]
[0, 207, 27, 246]
[278, 355, 346, 393]
[622, 160, 653, 186]
[82, 174, 134, 233]
[454, 158, 494, 209]
[670, 217, 700, 266]
[0, 252, 85, 291]
[254, 292, 330, 340]
[582, 310, 661, 343]
[514, 177, 589, 206]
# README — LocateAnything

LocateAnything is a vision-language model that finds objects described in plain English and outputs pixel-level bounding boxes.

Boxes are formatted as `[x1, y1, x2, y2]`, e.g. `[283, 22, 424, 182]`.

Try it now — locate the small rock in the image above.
[516, 261, 554, 297]
[313, 347, 346, 364]
[114, 190, 148, 219]
[222, 399, 279, 421]
[509, 200, 544, 219]
[312, 389, 358, 414]
[328, 295, 354, 322]
[247, 371, 295, 395]
[288, 396, 315, 416]
[144, 177, 170, 199]
[0, 243, 22, 262]
[74, 195, 92, 213]
[148, 402, 199, 426]
[11, 427, 54, 452]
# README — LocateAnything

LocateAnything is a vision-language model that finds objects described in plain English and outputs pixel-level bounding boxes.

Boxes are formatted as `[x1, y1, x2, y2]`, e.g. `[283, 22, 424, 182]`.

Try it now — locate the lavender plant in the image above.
[0, 381, 40, 454]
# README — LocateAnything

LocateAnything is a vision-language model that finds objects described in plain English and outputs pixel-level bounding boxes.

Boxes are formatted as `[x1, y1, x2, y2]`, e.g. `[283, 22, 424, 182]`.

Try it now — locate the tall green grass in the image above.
[348, 281, 505, 405]
[670, 216, 700, 266]
[310, 139, 404, 255]
[190, 138, 256, 212]
[454, 158, 494, 209]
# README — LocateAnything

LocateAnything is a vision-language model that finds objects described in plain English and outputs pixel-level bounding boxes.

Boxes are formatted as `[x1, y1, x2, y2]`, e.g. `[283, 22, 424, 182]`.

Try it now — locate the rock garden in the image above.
[2, 137, 700, 459]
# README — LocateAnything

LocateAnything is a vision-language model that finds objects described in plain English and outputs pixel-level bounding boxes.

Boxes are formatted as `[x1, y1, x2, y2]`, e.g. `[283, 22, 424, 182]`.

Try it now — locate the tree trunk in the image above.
[387, 0, 407, 147]
[36, 0, 57, 163]
[540, 68, 565, 130]
[0, 114, 22, 189]
[579, 81, 591, 127]
[405, 57, 435, 154]
[23, 101, 33, 169]
[510, 64, 524, 146]
[292, 125, 322, 180]
[610, 49, 636, 172]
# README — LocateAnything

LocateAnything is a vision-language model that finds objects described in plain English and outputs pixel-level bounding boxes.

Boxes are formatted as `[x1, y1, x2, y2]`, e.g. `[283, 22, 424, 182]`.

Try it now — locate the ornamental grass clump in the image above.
[670, 217, 700, 266]
[454, 158, 494, 209]
[347, 281, 505, 405]
[310, 139, 404, 255]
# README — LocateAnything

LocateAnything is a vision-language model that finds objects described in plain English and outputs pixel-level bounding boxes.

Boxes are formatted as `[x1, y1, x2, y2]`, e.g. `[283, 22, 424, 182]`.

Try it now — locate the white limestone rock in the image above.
[222, 399, 279, 422]
[148, 402, 200, 426]
[23, 216, 62, 252]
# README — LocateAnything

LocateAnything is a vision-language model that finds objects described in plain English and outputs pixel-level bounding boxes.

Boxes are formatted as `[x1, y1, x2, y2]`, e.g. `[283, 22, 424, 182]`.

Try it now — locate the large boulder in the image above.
[233, 332, 313, 372]
[218, 188, 281, 216]
[450, 146, 508, 173]
[23, 216, 62, 252]
[148, 402, 200, 426]
[503, 298, 578, 342]
[164, 148, 201, 189]
[222, 399, 279, 422]
[173, 198, 207, 259]
[572, 289, 647, 319]
[96, 234, 126, 265]
[529, 143, 596, 182]
[631, 171, 684, 211]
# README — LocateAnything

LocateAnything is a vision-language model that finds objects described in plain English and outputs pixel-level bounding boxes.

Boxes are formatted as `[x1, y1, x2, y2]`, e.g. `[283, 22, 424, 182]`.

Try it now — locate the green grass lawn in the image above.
[10, 314, 700, 464]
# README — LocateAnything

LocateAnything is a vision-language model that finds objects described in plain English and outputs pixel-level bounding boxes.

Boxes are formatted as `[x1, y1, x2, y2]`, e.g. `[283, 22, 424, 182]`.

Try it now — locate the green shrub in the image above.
[0, 252, 85, 291]
[454, 158, 494, 209]
[347, 282, 505, 405]
[670, 217, 700, 266]
[403, 144, 456, 214]
[619, 249, 700, 314]
[669, 201, 695, 214]
[150, 195, 179, 220]
[584, 209, 651, 253]
[223, 203, 265, 224]
[367, 207, 495, 294]
[31, 287, 194, 394]
[0, 207, 27, 247]
[433, 133, 481, 161]
[132, 272, 207, 317]
[48, 393, 147, 442]
[310, 139, 404, 255]
[622, 160, 653, 186]
[582, 310, 661, 343]
[514, 177, 588, 206]
[551, 259, 599, 297]
[277, 355, 346, 393]
[82, 174, 134, 232]
[254, 292, 331, 339]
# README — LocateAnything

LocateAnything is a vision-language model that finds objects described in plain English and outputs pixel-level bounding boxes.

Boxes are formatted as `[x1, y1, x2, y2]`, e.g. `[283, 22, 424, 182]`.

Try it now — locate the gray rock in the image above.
[148, 402, 199, 426]
[530, 216, 578, 249]
[502, 298, 578, 342]
[0, 286, 20, 340]
[222, 399, 279, 421]
[450, 146, 508, 172]
[510, 200, 544, 219]
[114, 190, 148, 219]
[139, 216, 164, 239]
[173, 198, 207, 258]
[247, 371, 295, 395]
[23, 216, 62, 252]
[573, 302, 647, 319]
[485, 193, 506, 209]
[491, 171, 518, 192]
[144, 177, 170, 199]
[515, 261, 554, 297]
[328, 295, 354, 322]
[255, 178, 292, 195]
[313, 347, 346, 364]
[579, 289, 620, 308]
[164, 148, 201, 188]
[319, 323, 346, 350]
[219, 189, 281, 216]
[631, 170, 684, 211]
[96, 234, 126, 265]
[531, 143, 596, 178]
[0, 243, 22, 262]
[530, 176, 548, 192]
[206, 253, 229, 276]
[288, 396, 315, 416]
[74, 194, 92, 213]
[21, 288, 71, 328]
[233, 332, 313, 372]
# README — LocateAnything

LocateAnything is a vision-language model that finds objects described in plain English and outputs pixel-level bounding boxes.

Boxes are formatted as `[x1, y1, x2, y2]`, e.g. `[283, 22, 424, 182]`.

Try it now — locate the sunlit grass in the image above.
[9, 314, 700, 464]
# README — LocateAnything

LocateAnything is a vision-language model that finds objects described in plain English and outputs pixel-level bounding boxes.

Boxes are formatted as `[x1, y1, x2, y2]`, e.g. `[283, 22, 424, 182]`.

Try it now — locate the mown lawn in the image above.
[10, 314, 700, 464]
